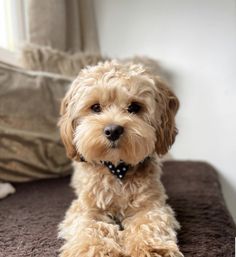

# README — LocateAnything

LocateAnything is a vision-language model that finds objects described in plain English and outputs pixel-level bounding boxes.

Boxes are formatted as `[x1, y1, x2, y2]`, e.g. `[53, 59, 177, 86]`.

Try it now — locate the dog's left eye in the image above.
[91, 103, 101, 113]
[127, 102, 141, 114]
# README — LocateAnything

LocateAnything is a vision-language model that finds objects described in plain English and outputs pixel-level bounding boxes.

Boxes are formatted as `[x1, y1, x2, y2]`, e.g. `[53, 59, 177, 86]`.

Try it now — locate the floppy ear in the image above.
[58, 91, 77, 159]
[154, 77, 179, 155]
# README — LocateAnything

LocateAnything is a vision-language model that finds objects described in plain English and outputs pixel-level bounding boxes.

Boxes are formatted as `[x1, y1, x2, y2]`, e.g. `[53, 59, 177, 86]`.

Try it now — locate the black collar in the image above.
[101, 160, 130, 179]
[79, 155, 150, 180]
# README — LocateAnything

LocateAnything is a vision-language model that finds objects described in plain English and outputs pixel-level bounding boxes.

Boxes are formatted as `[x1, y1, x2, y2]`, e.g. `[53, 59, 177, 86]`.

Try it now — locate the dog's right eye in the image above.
[91, 103, 101, 113]
[127, 102, 141, 114]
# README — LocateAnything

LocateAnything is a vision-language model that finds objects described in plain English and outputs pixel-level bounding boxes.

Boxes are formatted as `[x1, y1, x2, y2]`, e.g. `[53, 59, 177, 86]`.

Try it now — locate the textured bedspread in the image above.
[0, 161, 235, 257]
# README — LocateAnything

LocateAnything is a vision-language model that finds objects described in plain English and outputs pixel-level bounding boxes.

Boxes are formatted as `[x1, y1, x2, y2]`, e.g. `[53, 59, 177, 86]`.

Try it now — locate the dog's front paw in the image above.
[60, 248, 123, 257]
[150, 248, 183, 257]
[126, 241, 183, 257]
[60, 239, 124, 257]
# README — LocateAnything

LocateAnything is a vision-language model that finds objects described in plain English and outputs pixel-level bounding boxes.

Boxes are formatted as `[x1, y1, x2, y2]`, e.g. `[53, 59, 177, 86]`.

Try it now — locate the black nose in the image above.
[104, 124, 124, 141]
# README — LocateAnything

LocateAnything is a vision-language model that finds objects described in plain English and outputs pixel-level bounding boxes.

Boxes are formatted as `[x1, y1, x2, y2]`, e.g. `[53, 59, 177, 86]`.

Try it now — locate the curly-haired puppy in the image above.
[58, 61, 183, 257]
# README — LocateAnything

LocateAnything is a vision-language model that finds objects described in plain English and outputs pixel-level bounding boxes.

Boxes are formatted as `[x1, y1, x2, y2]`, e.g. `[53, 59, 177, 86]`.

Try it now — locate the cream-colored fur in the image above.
[58, 61, 183, 257]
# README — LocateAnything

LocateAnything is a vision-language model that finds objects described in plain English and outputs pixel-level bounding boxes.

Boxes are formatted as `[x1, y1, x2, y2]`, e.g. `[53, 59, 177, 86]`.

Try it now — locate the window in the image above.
[0, 0, 28, 52]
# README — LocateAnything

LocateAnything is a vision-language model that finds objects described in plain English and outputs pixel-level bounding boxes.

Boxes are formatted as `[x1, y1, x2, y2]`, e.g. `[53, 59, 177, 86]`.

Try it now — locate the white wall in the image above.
[94, 0, 236, 221]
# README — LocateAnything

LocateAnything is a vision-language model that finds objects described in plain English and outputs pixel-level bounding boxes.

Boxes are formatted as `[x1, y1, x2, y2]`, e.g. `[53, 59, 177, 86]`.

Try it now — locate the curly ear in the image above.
[58, 92, 77, 159]
[154, 78, 179, 155]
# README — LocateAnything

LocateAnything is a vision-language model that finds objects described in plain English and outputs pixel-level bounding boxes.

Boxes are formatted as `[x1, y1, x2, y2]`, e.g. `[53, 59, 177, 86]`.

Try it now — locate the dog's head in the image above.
[59, 61, 179, 165]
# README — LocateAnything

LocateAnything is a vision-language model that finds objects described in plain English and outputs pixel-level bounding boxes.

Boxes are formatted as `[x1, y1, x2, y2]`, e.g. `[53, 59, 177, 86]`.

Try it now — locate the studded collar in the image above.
[101, 160, 130, 179]
[79, 155, 150, 180]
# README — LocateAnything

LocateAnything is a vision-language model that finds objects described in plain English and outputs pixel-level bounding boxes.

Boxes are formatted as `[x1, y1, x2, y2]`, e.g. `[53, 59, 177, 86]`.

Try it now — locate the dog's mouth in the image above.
[106, 139, 120, 149]
[110, 141, 118, 149]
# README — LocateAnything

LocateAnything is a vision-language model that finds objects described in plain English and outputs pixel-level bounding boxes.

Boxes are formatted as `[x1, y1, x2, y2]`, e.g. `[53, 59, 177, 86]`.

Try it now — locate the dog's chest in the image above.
[89, 177, 139, 213]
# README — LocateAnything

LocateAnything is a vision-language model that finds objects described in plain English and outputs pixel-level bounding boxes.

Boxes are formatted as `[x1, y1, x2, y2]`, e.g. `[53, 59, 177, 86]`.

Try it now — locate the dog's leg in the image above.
[58, 200, 125, 257]
[121, 205, 183, 257]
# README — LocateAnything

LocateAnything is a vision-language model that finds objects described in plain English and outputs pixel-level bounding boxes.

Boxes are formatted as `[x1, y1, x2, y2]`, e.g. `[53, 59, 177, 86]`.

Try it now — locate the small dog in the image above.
[58, 61, 183, 257]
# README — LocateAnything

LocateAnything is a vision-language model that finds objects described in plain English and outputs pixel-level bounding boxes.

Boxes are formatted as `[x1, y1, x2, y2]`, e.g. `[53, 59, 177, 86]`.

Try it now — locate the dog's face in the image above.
[59, 61, 179, 165]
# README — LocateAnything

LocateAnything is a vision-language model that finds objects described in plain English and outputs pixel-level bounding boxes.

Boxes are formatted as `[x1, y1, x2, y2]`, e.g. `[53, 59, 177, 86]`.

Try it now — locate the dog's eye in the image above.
[127, 102, 141, 114]
[91, 103, 101, 113]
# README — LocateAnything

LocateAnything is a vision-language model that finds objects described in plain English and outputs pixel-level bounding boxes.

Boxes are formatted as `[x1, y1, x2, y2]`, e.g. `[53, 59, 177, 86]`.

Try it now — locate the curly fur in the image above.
[58, 60, 183, 257]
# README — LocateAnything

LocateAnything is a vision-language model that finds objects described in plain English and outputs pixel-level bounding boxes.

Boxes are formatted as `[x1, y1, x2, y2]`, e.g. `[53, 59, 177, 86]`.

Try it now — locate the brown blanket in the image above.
[0, 161, 235, 257]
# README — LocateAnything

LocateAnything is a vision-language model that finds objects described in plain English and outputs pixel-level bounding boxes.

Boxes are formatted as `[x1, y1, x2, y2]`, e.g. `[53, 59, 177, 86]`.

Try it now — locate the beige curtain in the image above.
[28, 0, 99, 53]
[22, 0, 104, 77]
